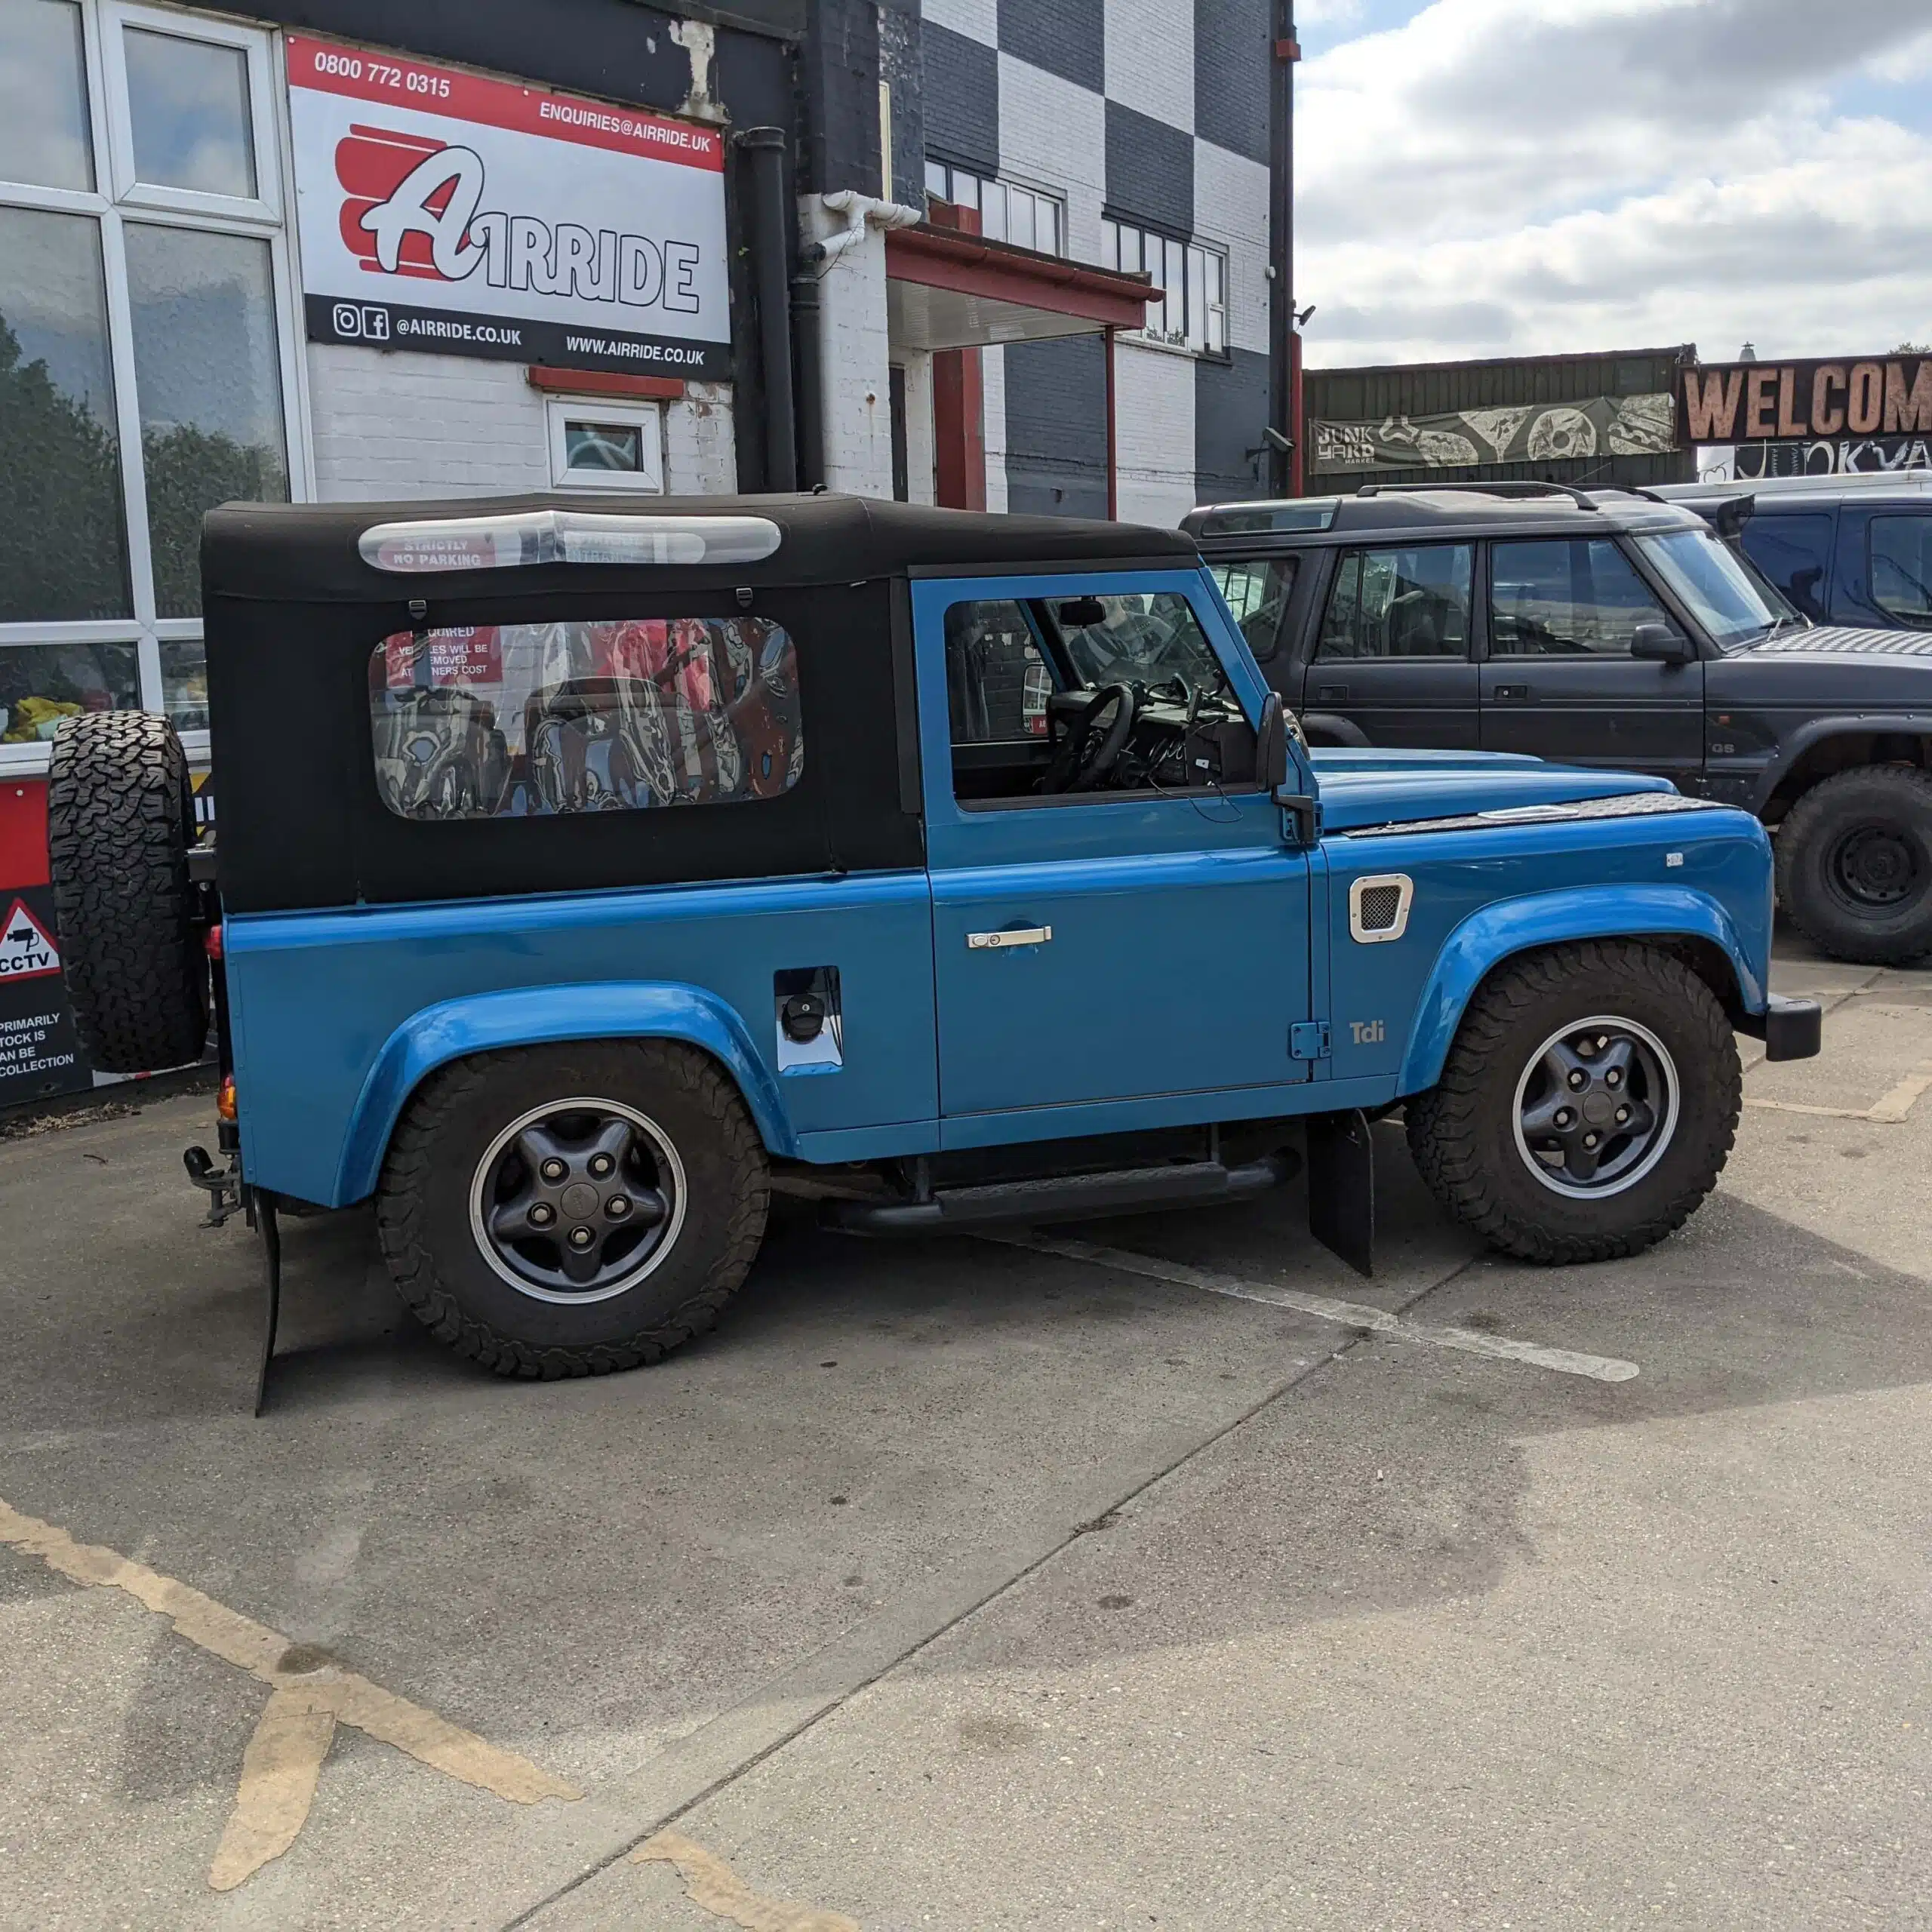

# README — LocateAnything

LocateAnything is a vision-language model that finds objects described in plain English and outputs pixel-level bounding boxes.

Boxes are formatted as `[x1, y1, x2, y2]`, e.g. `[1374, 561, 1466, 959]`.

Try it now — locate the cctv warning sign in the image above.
[0, 900, 59, 983]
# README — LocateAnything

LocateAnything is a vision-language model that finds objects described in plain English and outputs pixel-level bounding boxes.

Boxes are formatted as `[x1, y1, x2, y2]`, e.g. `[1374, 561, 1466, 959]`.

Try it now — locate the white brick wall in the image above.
[901, 350, 938, 506]
[306, 345, 736, 500]
[801, 199, 899, 498]
[1113, 338, 1198, 529]
[1193, 141, 1271, 356]
[1104, 0, 1194, 136]
[922, 0, 998, 45]
[998, 54, 1107, 266]
[980, 344, 1008, 512]
[662, 381, 739, 495]
[308, 346, 550, 500]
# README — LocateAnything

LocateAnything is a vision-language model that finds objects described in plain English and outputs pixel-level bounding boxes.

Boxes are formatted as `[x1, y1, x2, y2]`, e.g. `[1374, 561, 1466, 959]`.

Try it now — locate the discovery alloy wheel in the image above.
[469, 1098, 688, 1303]
[1511, 1016, 1680, 1200]
[378, 1040, 768, 1377]
[1407, 940, 1739, 1264]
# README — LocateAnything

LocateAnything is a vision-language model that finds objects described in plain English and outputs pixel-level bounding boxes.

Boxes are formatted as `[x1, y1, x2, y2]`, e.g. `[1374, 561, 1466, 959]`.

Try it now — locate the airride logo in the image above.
[336, 127, 704, 315]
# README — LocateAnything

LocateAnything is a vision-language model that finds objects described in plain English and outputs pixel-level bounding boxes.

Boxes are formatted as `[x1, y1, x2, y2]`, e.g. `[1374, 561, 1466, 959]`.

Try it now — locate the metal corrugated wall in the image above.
[1304, 346, 1697, 491]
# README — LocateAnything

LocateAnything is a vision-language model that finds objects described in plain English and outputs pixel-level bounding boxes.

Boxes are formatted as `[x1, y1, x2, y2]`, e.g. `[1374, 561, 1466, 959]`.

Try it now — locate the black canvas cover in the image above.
[202, 495, 1199, 914]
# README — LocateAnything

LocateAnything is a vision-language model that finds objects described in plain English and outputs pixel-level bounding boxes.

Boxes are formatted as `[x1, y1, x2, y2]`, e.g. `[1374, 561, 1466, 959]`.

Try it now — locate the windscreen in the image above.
[1635, 527, 1799, 650]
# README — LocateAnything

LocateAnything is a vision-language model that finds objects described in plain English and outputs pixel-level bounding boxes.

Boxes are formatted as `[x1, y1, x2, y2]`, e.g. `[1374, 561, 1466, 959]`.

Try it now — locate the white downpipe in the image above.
[811, 189, 923, 272]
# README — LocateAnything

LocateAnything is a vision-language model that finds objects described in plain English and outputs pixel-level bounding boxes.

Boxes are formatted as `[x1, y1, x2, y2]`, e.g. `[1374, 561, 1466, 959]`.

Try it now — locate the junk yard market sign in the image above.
[1679, 356, 1932, 448]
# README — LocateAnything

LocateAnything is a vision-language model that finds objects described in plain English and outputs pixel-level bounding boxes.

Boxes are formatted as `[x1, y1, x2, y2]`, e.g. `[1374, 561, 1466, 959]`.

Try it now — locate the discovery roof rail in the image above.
[1353, 479, 1601, 512]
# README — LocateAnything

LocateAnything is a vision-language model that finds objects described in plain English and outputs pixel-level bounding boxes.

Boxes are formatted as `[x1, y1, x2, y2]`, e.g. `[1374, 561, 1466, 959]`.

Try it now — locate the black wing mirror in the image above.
[1631, 623, 1695, 665]
[1257, 691, 1289, 790]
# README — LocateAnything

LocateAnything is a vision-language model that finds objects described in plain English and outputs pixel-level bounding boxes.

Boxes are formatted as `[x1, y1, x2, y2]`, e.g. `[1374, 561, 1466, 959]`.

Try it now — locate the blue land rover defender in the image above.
[47, 496, 1819, 1392]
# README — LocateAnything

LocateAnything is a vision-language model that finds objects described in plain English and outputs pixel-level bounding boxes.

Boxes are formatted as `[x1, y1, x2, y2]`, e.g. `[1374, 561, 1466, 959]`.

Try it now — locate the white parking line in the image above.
[989, 1233, 1640, 1384]
[1745, 1061, 1932, 1124]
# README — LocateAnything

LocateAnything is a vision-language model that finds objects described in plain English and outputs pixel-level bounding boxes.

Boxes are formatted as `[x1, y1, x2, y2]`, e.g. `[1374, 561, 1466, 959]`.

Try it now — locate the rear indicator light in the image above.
[217, 1075, 237, 1122]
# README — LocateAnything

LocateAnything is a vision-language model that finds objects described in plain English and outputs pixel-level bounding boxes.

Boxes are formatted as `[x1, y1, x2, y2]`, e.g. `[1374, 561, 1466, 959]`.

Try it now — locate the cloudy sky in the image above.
[1294, 0, 1932, 370]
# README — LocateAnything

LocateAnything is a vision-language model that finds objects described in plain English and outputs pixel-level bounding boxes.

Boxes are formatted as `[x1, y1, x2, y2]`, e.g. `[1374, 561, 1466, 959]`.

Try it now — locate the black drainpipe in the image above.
[790, 263, 826, 491]
[736, 127, 799, 493]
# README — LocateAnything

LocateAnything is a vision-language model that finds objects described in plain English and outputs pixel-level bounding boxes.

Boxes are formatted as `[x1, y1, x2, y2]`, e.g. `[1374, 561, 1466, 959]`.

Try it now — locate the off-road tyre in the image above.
[1406, 940, 1740, 1265]
[376, 1041, 768, 1377]
[45, 711, 208, 1074]
[1777, 764, 1932, 965]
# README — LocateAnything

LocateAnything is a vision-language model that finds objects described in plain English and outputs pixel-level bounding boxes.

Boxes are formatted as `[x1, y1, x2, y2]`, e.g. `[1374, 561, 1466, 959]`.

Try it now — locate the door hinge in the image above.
[1291, 1020, 1331, 1062]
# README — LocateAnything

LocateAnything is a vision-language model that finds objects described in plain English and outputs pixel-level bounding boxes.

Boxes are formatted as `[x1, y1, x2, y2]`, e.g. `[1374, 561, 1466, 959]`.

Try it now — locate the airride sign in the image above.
[288, 38, 731, 378]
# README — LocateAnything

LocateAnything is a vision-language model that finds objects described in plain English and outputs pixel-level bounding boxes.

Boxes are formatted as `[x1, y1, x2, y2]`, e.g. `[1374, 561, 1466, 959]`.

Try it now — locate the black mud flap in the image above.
[1307, 1109, 1375, 1278]
[252, 1189, 281, 1417]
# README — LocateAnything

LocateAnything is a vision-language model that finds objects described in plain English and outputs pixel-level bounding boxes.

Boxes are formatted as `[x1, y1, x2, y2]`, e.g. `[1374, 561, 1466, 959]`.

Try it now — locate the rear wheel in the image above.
[1406, 940, 1740, 1264]
[45, 711, 208, 1073]
[376, 1041, 768, 1377]
[1777, 764, 1932, 964]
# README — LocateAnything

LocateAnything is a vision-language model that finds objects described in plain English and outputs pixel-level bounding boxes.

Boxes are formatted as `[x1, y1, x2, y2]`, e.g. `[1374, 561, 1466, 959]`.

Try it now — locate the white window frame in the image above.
[1102, 217, 1229, 360]
[546, 398, 666, 494]
[924, 158, 1065, 258]
[100, 3, 281, 223]
[0, 0, 309, 774]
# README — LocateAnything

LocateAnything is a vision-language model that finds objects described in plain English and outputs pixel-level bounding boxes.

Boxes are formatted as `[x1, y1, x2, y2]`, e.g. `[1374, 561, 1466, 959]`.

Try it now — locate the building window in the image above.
[0, 0, 300, 755]
[924, 159, 1063, 257]
[546, 398, 665, 494]
[1101, 219, 1227, 357]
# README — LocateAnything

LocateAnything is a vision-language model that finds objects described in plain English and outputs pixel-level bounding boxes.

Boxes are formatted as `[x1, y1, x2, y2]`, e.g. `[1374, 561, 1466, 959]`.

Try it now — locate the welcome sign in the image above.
[288, 38, 732, 378]
[1678, 356, 1932, 448]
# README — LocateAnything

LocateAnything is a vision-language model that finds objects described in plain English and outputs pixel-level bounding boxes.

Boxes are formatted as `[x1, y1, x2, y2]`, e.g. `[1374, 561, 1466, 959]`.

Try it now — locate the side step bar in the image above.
[824, 1149, 1298, 1235]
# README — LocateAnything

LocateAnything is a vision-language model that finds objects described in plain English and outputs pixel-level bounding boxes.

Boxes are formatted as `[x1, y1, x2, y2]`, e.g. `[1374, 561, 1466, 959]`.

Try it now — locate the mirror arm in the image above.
[1274, 787, 1321, 846]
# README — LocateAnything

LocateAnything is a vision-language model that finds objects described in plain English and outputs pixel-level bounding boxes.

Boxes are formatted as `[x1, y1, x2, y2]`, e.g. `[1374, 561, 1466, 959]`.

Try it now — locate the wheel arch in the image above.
[1397, 888, 1764, 1097]
[334, 981, 795, 1205]
[1756, 717, 1932, 822]
[1299, 711, 1372, 749]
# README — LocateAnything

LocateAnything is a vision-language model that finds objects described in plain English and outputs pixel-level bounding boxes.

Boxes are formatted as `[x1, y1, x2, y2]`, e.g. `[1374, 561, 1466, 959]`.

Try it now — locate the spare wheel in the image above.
[46, 712, 209, 1074]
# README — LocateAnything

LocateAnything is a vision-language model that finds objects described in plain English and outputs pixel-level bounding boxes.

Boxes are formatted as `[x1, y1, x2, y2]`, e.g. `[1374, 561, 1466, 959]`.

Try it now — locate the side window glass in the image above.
[1741, 513, 1832, 622]
[1211, 557, 1297, 660]
[1316, 546, 1472, 659]
[945, 599, 1051, 745]
[369, 618, 802, 820]
[1870, 516, 1932, 629]
[1490, 539, 1681, 657]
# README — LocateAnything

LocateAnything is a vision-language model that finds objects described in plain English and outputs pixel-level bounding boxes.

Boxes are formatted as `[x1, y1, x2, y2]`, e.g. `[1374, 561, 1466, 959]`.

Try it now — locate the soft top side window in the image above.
[369, 617, 802, 820]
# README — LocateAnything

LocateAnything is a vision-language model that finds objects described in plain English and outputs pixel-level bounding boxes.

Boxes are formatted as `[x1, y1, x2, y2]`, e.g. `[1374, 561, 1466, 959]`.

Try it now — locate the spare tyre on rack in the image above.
[46, 712, 210, 1075]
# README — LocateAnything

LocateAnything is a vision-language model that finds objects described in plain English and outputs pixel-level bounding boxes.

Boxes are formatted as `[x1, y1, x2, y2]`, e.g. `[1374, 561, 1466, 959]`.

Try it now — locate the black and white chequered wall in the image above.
[917, 0, 1273, 521]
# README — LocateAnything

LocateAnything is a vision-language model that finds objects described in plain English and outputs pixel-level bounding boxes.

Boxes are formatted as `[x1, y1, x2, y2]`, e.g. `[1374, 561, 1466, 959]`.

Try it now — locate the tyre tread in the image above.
[1406, 940, 1739, 1265]
[375, 1042, 768, 1378]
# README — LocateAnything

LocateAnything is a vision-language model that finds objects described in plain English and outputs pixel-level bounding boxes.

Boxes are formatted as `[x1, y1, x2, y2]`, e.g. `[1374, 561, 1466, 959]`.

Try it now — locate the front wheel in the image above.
[1406, 941, 1740, 1264]
[377, 1041, 769, 1377]
[1777, 764, 1932, 965]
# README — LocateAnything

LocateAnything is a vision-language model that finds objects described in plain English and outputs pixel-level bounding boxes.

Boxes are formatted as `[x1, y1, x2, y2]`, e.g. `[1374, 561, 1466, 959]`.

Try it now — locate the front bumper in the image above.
[1735, 994, 1823, 1062]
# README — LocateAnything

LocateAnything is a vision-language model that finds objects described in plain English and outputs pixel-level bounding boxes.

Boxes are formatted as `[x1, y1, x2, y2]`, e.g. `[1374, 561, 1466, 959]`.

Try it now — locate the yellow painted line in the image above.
[633, 1829, 861, 1931]
[0, 1497, 580, 1890]
[208, 1686, 337, 1893]
[1745, 1062, 1932, 1124]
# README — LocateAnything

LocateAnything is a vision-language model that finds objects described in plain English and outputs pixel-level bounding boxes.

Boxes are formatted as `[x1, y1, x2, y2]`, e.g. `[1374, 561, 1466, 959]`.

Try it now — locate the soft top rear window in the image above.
[370, 617, 802, 820]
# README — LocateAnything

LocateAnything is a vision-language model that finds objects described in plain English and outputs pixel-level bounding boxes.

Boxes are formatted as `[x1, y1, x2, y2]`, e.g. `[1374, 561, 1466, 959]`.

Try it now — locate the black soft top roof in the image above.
[203, 491, 1200, 603]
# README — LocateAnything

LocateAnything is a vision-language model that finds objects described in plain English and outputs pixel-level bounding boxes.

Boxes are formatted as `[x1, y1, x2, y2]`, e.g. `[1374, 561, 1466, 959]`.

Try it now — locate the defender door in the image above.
[1302, 541, 1481, 749]
[914, 571, 1315, 1129]
[1478, 534, 1705, 788]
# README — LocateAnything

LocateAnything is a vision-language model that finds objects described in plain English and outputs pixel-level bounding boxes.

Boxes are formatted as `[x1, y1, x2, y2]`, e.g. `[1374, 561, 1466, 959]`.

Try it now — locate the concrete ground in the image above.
[2, 931, 1929, 1930]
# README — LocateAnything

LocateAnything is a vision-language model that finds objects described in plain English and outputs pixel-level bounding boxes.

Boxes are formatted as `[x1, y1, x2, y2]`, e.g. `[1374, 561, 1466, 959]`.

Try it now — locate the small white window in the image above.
[546, 398, 665, 494]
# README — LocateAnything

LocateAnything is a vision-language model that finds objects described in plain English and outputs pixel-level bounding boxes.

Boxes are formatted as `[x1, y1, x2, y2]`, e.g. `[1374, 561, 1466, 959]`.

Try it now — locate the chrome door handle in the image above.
[967, 926, 1053, 949]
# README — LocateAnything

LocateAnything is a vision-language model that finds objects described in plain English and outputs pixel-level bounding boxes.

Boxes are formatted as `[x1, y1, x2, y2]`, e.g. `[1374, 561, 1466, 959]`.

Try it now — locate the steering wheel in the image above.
[1044, 682, 1138, 793]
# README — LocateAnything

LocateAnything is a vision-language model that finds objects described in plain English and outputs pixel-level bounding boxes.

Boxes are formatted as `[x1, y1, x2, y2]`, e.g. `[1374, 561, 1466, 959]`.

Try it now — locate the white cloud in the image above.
[1297, 0, 1932, 367]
